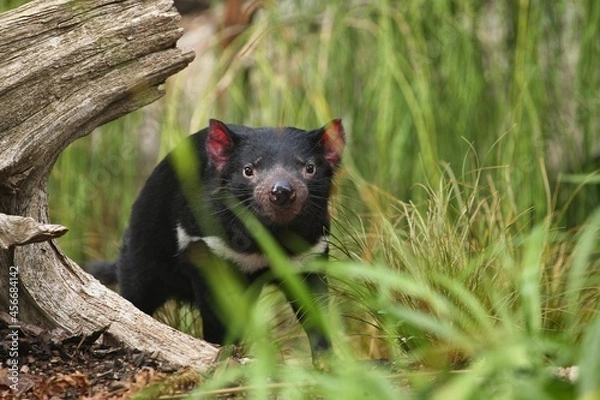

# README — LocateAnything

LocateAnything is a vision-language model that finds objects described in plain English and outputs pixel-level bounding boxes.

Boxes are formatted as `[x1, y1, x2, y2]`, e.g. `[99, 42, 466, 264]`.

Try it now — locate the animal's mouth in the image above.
[260, 202, 304, 225]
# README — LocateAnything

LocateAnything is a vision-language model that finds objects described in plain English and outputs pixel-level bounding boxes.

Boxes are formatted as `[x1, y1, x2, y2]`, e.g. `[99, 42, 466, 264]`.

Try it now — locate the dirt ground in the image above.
[0, 314, 204, 399]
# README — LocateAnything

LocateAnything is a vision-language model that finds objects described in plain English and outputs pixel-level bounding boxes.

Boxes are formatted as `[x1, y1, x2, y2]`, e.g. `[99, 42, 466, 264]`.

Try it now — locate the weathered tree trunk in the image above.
[0, 0, 219, 369]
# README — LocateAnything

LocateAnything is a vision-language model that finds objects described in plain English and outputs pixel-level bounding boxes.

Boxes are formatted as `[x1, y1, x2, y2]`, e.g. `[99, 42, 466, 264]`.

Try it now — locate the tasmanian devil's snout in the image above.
[253, 167, 309, 224]
[269, 180, 295, 206]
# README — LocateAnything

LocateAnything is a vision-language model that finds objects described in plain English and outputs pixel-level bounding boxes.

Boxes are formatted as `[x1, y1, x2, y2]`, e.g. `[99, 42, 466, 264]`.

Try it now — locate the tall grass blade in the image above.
[565, 209, 600, 336]
[578, 308, 600, 400]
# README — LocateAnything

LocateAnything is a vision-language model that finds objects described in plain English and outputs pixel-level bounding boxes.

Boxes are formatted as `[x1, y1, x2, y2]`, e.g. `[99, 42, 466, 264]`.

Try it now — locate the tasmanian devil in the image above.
[90, 119, 345, 359]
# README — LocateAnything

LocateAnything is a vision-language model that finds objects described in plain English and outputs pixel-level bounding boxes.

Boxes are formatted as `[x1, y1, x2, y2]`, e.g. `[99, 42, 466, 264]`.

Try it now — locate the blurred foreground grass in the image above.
[4, 0, 597, 398]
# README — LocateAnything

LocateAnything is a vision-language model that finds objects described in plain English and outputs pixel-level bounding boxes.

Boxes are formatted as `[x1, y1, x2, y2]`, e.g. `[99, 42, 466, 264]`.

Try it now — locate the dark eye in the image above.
[305, 162, 316, 175]
[243, 165, 254, 177]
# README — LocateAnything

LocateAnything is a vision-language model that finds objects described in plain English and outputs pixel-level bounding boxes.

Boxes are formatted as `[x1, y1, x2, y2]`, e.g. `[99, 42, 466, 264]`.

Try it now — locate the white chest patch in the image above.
[176, 224, 202, 252]
[175, 223, 328, 273]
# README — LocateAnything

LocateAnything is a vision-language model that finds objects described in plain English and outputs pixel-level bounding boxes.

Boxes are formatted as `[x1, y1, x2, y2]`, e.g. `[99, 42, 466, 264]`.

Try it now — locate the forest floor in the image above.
[0, 315, 206, 399]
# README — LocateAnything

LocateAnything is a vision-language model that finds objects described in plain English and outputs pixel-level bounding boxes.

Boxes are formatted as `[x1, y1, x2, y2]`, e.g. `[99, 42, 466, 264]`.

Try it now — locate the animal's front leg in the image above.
[281, 272, 332, 361]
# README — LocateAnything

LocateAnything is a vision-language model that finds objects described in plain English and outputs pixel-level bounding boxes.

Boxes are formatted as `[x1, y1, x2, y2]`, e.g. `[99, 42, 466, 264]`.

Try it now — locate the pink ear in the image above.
[207, 119, 234, 170]
[320, 119, 345, 168]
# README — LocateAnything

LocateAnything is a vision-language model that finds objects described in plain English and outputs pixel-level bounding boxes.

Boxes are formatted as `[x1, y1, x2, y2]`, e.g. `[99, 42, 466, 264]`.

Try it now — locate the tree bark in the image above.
[0, 0, 219, 370]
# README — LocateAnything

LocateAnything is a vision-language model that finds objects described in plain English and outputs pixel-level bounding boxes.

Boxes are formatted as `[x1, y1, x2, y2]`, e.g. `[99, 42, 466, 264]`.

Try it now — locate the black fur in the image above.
[90, 120, 345, 359]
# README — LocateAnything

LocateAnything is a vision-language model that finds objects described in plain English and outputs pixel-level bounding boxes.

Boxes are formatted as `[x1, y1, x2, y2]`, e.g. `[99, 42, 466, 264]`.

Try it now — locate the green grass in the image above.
[2, 0, 597, 398]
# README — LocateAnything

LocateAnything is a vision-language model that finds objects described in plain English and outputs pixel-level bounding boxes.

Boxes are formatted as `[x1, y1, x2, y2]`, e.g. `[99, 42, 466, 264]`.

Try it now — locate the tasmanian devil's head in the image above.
[205, 119, 345, 227]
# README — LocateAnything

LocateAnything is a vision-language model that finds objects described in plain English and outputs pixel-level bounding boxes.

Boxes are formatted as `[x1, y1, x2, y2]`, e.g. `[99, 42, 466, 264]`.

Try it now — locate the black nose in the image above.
[269, 180, 296, 206]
